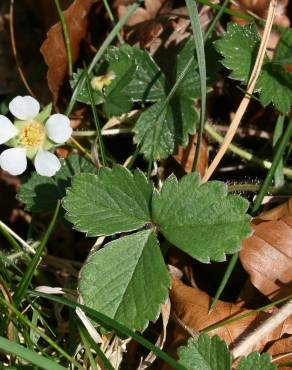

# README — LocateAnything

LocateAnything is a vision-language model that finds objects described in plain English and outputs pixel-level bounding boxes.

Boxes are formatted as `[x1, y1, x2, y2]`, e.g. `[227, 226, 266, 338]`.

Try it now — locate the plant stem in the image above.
[209, 252, 239, 312]
[204, 0, 230, 41]
[185, 0, 206, 173]
[231, 298, 292, 359]
[85, 69, 107, 166]
[54, 0, 73, 77]
[252, 117, 292, 215]
[204, 122, 292, 177]
[102, 0, 123, 44]
[273, 114, 285, 188]
[13, 202, 60, 306]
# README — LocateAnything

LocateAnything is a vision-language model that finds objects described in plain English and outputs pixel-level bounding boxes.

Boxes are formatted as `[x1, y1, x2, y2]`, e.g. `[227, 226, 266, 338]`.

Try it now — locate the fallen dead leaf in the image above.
[267, 336, 292, 369]
[240, 211, 292, 300]
[162, 278, 292, 368]
[173, 134, 208, 177]
[40, 0, 95, 103]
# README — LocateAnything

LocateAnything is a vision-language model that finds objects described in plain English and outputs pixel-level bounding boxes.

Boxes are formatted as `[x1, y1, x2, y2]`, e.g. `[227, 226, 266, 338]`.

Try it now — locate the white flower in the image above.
[0, 96, 72, 176]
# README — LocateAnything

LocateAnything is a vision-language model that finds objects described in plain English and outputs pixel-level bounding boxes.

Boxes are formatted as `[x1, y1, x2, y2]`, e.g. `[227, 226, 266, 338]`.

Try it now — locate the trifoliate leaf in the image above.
[215, 22, 292, 113]
[79, 229, 170, 330]
[214, 22, 260, 84]
[134, 96, 197, 160]
[237, 352, 276, 370]
[17, 154, 97, 213]
[63, 165, 153, 236]
[178, 334, 231, 370]
[152, 172, 251, 262]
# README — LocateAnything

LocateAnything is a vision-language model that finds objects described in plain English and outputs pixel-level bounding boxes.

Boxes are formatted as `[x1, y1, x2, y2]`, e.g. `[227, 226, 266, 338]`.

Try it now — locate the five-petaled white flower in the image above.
[0, 96, 72, 177]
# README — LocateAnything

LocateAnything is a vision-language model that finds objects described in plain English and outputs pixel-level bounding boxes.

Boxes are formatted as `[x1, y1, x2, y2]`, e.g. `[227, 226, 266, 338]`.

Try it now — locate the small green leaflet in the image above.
[17, 154, 97, 213]
[178, 334, 276, 370]
[63, 166, 153, 236]
[237, 352, 276, 370]
[134, 95, 197, 159]
[178, 334, 231, 370]
[152, 172, 251, 262]
[79, 230, 170, 330]
[215, 23, 292, 113]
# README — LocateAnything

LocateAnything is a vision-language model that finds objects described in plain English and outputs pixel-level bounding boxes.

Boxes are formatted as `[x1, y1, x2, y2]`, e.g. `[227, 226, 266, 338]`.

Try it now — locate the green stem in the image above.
[85, 69, 107, 166]
[252, 117, 292, 215]
[54, 0, 73, 77]
[209, 252, 239, 312]
[0, 297, 83, 369]
[185, 0, 206, 173]
[204, 122, 292, 177]
[202, 293, 292, 333]
[273, 114, 285, 188]
[29, 291, 186, 370]
[65, 1, 143, 116]
[228, 183, 277, 193]
[13, 202, 60, 306]
[102, 0, 123, 44]
[147, 160, 152, 180]
[204, 0, 230, 41]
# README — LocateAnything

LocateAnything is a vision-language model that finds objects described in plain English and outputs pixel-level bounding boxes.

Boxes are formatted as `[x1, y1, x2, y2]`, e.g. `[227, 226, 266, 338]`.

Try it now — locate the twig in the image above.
[202, 0, 277, 182]
[231, 298, 292, 360]
[9, 0, 35, 97]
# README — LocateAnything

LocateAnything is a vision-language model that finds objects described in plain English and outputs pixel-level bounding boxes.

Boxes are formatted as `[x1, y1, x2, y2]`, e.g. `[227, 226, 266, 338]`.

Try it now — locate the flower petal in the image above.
[9, 96, 40, 120]
[0, 115, 18, 144]
[34, 150, 61, 177]
[0, 148, 27, 175]
[45, 114, 72, 144]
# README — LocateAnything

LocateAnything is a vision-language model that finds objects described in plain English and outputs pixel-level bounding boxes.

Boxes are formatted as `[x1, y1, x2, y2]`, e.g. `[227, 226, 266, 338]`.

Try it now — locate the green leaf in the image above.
[70, 69, 104, 105]
[152, 172, 251, 262]
[79, 229, 170, 330]
[17, 154, 97, 213]
[178, 334, 231, 370]
[122, 45, 166, 101]
[63, 165, 153, 236]
[214, 22, 260, 84]
[134, 96, 197, 160]
[237, 352, 276, 370]
[215, 22, 292, 113]
[257, 63, 292, 113]
[102, 46, 137, 117]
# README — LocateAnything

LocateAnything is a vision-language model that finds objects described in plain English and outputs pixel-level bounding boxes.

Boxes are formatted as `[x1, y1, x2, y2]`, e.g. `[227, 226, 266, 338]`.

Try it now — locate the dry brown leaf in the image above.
[40, 0, 95, 102]
[240, 214, 292, 300]
[267, 336, 292, 369]
[164, 278, 292, 363]
[173, 134, 208, 177]
[258, 199, 292, 221]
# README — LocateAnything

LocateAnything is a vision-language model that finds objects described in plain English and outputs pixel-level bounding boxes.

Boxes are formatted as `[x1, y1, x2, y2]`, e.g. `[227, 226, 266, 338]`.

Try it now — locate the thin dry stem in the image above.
[9, 0, 36, 97]
[202, 0, 277, 182]
[231, 298, 292, 359]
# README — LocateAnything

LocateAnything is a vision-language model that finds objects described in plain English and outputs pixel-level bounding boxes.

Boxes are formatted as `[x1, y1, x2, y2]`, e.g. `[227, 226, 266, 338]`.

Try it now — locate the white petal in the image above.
[34, 150, 61, 177]
[45, 114, 72, 143]
[0, 115, 18, 144]
[9, 96, 40, 120]
[0, 148, 27, 175]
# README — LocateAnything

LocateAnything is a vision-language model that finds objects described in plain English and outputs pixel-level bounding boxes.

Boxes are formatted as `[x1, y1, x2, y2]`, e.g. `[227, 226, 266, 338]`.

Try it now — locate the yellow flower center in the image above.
[20, 121, 45, 148]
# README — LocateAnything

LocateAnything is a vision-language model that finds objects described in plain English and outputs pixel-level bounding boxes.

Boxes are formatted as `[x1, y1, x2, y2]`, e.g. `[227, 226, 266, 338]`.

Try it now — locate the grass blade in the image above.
[0, 336, 68, 370]
[185, 0, 207, 172]
[29, 291, 186, 370]
[13, 202, 60, 306]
